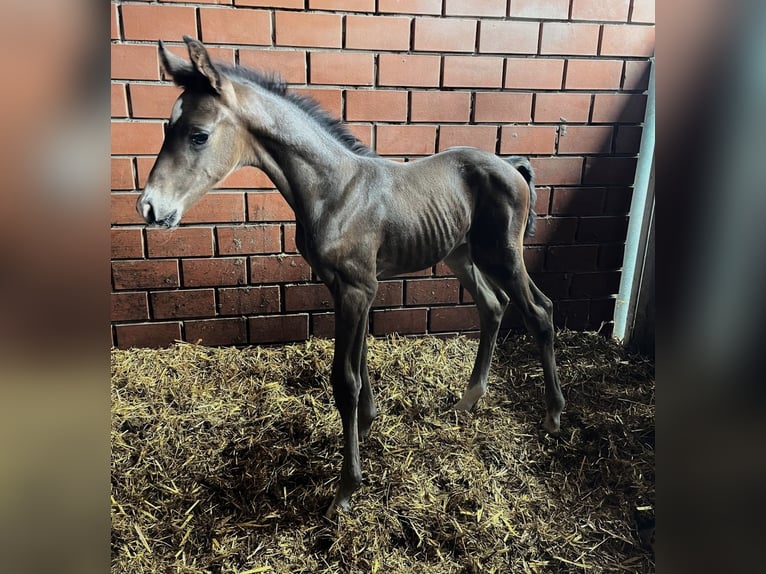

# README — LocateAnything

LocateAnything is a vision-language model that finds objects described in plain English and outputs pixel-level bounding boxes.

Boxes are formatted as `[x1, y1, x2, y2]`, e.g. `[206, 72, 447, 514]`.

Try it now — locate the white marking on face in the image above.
[170, 98, 183, 125]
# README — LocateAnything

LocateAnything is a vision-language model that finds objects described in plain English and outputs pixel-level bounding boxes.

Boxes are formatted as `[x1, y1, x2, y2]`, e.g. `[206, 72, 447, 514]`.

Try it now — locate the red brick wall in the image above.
[111, 0, 654, 348]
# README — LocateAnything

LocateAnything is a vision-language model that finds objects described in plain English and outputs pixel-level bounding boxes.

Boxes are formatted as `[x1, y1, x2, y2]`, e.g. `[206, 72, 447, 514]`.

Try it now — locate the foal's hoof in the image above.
[452, 398, 475, 412]
[543, 412, 562, 436]
[324, 491, 353, 519]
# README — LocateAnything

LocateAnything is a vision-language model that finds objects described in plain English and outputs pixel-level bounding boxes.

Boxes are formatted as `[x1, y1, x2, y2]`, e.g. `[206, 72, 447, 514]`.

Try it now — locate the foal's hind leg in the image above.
[444, 244, 509, 411]
[475, 255, 565, 434]
[357, 337, 378, 439]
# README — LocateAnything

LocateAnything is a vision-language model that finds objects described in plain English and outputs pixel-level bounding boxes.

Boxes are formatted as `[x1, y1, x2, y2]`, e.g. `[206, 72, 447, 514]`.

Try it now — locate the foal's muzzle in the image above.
[136, 196, 179, 228]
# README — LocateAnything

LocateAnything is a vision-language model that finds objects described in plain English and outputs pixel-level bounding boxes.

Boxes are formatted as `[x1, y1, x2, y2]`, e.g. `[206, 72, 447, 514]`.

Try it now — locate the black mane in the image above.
[221, 64, 377, 158]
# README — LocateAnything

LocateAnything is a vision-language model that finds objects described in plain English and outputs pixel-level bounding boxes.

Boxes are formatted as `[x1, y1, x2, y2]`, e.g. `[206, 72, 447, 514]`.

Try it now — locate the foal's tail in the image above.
[505, 156, 537, 238]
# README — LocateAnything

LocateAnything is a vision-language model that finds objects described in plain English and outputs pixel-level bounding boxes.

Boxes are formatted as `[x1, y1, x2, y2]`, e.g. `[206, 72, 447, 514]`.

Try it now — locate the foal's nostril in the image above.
[137, 197, 156, 224]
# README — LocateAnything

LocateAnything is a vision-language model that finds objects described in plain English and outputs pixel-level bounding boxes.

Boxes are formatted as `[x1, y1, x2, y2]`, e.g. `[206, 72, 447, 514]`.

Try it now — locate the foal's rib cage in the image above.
[136, 37, 564, 516]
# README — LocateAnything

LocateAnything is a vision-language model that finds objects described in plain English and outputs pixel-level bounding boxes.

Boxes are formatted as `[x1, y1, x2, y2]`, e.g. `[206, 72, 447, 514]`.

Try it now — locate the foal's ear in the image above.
[158, 40, 194, 83]
[183, 35, 231, 97]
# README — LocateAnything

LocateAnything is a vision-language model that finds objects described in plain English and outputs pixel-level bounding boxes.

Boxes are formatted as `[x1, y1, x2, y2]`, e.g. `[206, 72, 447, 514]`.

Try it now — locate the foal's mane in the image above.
[206, 63, 377, 157]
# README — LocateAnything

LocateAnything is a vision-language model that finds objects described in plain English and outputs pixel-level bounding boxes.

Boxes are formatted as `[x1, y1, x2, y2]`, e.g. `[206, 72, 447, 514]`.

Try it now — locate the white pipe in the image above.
[613, 58, 655, 342]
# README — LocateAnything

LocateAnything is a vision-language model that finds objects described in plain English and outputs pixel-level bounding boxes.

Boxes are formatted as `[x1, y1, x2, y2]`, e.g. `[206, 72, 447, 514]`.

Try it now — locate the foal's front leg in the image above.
[326, 281, 376, 517]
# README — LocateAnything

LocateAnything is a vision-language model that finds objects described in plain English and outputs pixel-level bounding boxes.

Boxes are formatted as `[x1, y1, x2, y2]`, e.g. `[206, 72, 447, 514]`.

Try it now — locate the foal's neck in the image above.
[238, 83, 358, 224]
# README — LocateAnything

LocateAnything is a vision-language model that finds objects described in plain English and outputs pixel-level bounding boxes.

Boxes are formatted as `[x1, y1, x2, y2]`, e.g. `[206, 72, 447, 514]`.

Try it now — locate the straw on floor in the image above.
[111, 331, 654, 573]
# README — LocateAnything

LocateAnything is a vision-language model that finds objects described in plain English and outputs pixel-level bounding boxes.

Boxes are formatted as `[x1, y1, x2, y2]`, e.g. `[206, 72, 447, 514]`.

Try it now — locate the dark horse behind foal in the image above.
[136, 37, 565, 517]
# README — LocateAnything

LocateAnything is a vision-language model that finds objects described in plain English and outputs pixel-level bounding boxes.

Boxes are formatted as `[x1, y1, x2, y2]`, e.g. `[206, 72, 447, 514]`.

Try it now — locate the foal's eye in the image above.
[191, 132, 209, 146]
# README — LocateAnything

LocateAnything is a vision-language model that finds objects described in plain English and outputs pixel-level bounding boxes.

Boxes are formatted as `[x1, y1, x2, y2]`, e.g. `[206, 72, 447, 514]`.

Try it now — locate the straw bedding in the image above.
[111, 331, 654, 573]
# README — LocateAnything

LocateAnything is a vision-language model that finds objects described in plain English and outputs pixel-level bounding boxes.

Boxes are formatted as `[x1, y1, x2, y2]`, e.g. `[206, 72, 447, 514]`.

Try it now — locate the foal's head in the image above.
[136, 37, 250, 228]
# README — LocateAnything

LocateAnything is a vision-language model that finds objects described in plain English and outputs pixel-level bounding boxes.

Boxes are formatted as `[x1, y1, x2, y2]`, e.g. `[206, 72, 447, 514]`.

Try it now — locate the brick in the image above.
[473, 92, 532, 123]
[583, 157, 638, 185]
[533, 93, 592, 123]
[185, 318, 247, 346]
[531, 157, 584, 186]
[111, 158, 135, 190]
[239, 50, 307, 84]
[570, 272, 621, 297]
[346, 15, 411, 51]
[218, 166, 274, 189]
[379, 0, 441, 15]
[479, 21, 539, 54]
[552, 300, 590, 330]
[571, 0, 630, 22]
[275, 12, 342, 49]
[529, 272, 570, 299]
[541, 23, 600, 56]
[115, 322, 181, 349]
[511, 0, 569, 19]
[238, 0, 303, 7]
[599, 243, 626, 269]
[112, 260, 179, 290]
[182, 258, 247, 287]
[111, 193, 144, 225]
[558, 126, 613, 154]
[122, 4, 197, 41]
[623, 60, 652, 91]
[439, 126, 497, 153]
[405, 278, 460, 305]
[576, 216, 629, 243]
[312, 313, 336, 339]
[310, 52, 374, 86]
[111, 3, 120, 40]
[151, 289, 216, 319]
[444, 56, 503, 88]
[112, 292, 149, 322]
[347, 124, 373, 148]
[111, 122, 163, 155]
[112, 84, 128, 118]
[184, 192, 247, 224]
[374, 281, 404, 307]
[430, 306, 480, 332]
[283, 224, 298, 253]
[250, 255, 311, 283]
[532, 187, 551, 216]
[445, 0, 506, 17]
[146, 227, 214, 258]
[523, 246, 545, 272]
[218, 286, 281, 315]
[615, 125, 643, 154]
[414, 18, 477, 53]
[604, 188, 633, 215]
[505, 58, 565, 89]
[592, 94, 648, 123]
[129, 84, 182, 119]
[411, 91, 471, 123]
[346, 90, 408, 122]
[376, 125, 436, 155]
[309, 0, 375, 10]
[249, 314, 308, 344]
[631, 0, 655, 23]
[217, 225, 281, 255]
[292, 88, 343, 117]
[379, 54, 441, 87]
[285, 283, 333, 311]
[565, 59, 623, 90]
[111, 44, 159, 81]
[248, 192, 294, 222]
[546, 245, 599, 272]
[372, 308, 428, 336]
[589, 298, 616, 328]
[601, 25, 655, 57]
[499, 126, 557, 155]
[164, 45, 236, 68]
[525, 217, 578, 245]
[111, 228, 144, 259]
[551, 187, 606, 215]
[200, 7, 271, 45]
